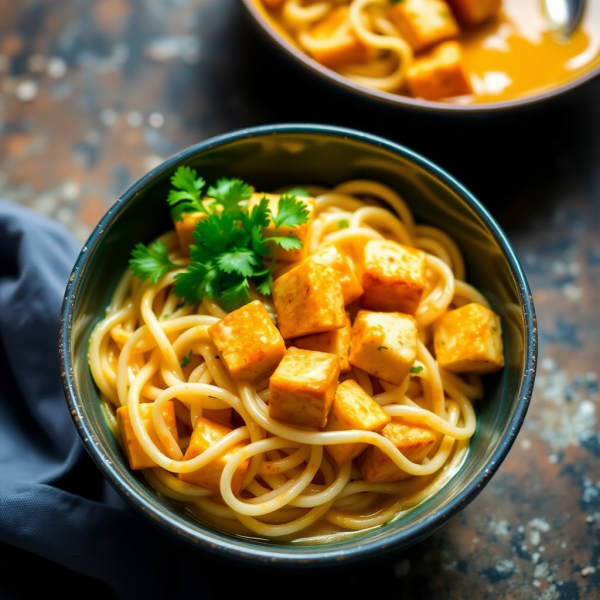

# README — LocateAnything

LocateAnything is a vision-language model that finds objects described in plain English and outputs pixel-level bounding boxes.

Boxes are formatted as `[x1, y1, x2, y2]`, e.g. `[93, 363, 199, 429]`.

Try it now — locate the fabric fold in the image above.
[0, 201, 215, 600]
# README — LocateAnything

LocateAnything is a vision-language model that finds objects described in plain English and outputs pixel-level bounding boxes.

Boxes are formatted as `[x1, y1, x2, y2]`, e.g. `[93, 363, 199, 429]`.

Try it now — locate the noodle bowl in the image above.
[60, 124, 536, 563]
[88, 178, 502, 542]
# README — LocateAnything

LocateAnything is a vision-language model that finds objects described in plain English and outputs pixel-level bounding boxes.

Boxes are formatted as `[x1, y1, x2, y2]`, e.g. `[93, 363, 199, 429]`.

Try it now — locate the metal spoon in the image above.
[542, 0, 586, 39]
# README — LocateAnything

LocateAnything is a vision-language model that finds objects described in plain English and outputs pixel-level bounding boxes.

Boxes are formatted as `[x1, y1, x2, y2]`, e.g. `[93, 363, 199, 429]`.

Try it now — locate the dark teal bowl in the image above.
[59, 123, 536, 567]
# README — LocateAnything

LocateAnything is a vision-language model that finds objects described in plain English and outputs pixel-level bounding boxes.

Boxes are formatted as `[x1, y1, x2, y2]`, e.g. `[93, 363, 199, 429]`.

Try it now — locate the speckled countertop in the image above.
[1, 1, 599, 598]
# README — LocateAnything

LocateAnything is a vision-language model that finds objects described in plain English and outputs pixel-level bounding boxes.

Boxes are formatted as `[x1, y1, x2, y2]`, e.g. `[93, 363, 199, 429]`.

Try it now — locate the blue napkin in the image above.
[0, 201, 219, 599]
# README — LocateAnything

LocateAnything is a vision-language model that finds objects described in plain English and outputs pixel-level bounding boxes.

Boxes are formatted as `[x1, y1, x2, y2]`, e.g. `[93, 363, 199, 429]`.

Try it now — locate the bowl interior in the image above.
[62, 125, 535, 565]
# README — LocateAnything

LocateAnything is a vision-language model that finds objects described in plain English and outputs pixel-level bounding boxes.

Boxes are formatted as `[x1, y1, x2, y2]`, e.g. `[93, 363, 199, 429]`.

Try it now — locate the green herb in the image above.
[166, 166, 208, 222]
[377, 346, 389, 351]
[138, 167, 310, 311]
[180, 351, 192, 367]
[390, 0, 406, 3]
[338, 219, 349, 229]
[129, 239, 179, 284]
[162, 314, 170, 320]
[398, 340, 404, 346]
[410, 365, 424, 374]
[285, 187, 309, 197]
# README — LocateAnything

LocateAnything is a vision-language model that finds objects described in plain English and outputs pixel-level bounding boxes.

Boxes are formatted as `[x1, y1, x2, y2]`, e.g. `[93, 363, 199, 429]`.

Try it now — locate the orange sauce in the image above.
[251, 0, 600, 104]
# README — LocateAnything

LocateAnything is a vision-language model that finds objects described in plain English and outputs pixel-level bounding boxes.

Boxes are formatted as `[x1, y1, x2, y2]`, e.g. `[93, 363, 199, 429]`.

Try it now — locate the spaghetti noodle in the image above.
[88, 178, 503, 542]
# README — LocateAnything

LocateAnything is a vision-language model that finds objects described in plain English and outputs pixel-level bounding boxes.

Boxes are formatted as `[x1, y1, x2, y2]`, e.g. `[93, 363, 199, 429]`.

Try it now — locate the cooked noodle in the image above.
[89, 179, 492, 542]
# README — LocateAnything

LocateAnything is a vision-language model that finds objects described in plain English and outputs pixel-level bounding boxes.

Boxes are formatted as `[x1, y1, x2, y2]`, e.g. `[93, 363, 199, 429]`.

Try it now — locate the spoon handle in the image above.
[542, 0, 586, 38]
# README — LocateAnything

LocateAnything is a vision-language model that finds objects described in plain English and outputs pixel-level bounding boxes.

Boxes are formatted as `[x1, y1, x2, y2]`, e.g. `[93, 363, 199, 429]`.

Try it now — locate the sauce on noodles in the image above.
[252, 0, 600, 104]
[88, 177, 504, 543]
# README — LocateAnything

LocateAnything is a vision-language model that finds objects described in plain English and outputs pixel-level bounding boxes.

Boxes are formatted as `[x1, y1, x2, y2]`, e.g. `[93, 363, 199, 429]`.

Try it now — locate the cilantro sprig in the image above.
[129, 167, 310, 311]
[130, 239, 179, 284]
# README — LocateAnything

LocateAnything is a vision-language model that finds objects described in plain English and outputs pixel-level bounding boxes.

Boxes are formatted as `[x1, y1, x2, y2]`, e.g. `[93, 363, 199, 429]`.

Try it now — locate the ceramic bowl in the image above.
[59, 123, 536, 566]
[238, 0, 600, 115]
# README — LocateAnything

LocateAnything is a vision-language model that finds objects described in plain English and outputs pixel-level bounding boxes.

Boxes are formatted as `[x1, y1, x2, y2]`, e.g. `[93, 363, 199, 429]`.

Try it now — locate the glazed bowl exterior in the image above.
[59, 123, 536, 566]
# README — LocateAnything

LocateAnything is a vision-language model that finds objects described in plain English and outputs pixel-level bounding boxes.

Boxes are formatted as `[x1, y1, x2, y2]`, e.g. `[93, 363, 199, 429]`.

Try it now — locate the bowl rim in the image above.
[238, 0, 600, 114]
[59, 123, 537, 566]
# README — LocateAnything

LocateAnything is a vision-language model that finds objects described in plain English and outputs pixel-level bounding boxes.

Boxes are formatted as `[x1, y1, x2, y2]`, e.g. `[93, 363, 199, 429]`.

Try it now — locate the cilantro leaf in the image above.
[255, 272, 273, 296]
[251, 225, 270, 257]
[220, 277, 251, 312]
[129, 240, 178, 283]
[285, 187, 309, 197]
[266, 236, 303, 251]
[167, 166, 207, 219]
[217, 249, 259, 277]
[174, 262, 220, 305]
[410, 365, 424, 374]
[271, 194, 310, 231]
[180, 351, 192, 367]
[338, 219, 349, 229]
[207, 178, 253, 213]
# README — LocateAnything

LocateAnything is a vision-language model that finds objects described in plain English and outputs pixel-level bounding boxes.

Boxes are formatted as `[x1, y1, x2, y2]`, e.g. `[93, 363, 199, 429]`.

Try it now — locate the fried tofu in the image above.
[208, 300, 286, 381]
[361, 240, 427, 315]
[117, 401, 179, 470]
[349, 310, 418, 386]
[323, 379, 391, 466]
[446, 0, 501, 24]
[388, 0, 459, 53]
[357, 417, 436, 483]
[433, 302, 504, 374]
[407, 40, 473, 101]
[173, 200, 222, 256]
[272, 261, 346, 339]
[269, 347, 340, 428]
[179, 418, 249, 496]
[293, 311, 351, 373]
[306, 244, 364, 305]
[309, 7, 376, 67]
[247, 192, 315, 262]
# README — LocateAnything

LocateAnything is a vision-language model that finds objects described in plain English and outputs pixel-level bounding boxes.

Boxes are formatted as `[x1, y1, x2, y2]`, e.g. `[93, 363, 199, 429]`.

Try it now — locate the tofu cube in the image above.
[407, 41, 473, 100]
[446, 0, 501, 24]
[173, 200, 221, 256]
[247, 192, 315, 262]
[293, 312, 352, 373]
[306, 244, 364, 305]
[323, 379, 391, 466]
[388, 0, 459, 52]
[361, 240, 427, 314]
[433, 302, 504, 374]
[117, 401, 179, 470]
[202, 408, 233, 428]
[357, 418, 437, 483]
[272, 261, 346, 339]
[309, 7, 376, 67]
[208, 300, 285, 381]
[179, 418, 249, 496]
[269, 347, 340, 428]
[349, 310, 418, 386]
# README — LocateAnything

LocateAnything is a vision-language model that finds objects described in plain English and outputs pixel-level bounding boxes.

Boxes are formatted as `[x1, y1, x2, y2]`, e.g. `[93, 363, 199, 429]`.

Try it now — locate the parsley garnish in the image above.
[130, 167, 311, 312]
[180, 351, 192, 367]
[129, 240, 179, 284]
[377, 346, 388, 351]
[338, 219, 349, 229]
[410, 365, 424, 374]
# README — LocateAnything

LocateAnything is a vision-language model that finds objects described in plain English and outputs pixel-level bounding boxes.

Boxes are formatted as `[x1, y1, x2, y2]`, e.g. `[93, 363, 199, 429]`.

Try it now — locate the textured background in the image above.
[1, 0, 599, 597]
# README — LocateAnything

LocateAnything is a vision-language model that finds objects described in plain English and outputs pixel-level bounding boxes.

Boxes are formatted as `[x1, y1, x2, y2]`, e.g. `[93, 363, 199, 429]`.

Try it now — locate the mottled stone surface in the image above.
[1, 1, 599, 598]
